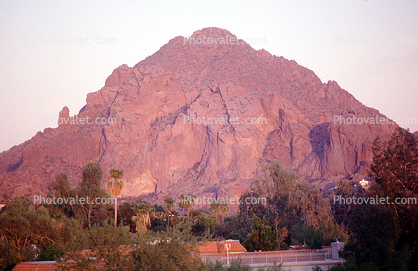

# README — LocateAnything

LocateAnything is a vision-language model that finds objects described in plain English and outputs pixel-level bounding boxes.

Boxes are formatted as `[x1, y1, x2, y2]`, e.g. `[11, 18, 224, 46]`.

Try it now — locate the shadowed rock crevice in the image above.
[309, 122, 331, 161]
[6, 155, 23, 173]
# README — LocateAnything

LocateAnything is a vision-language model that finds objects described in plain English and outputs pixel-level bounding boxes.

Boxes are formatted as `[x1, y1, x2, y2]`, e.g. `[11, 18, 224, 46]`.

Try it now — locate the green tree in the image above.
[57, 223, 137, 271]
[243, 215, 279, 252]
[178, 194, 196, 218]
[59, 219, 212, 271]
[178, 194, 191, 217]
[118, 202, 136, 232]
[254, 161, 334, 246]
[342, 204, 399, 270]
[47, 172, 74, 217]
[330, 179, 366, 228]
[254, 161, 299, 229]
[0, 197, 80, 268]
[187, 194, 197, 218]
[292, 222, 348, 249]
[218, 200, 230, 224]
[236, 191, 269, 238]
[290, 183, 333, 228]
[48, 172, 72, 199]
[108, 168, 124, 228]
[369, 127, 418, 234]
[164, 197, 175, 227]
[192, 215, 217, 236]
[132, 201, 153, 234]
[132, 219, 210, 270]
[210, 201, 221, 222]
[47, 164, 112, 229]
[75, 162, 112, 228]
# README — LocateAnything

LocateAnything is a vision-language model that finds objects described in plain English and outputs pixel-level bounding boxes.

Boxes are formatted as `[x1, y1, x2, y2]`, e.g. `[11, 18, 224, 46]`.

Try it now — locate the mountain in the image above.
[0, 27, 397, 205]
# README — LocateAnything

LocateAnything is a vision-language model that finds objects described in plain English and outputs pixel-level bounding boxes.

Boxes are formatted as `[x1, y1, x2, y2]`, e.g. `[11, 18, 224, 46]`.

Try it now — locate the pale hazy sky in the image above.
[1, 0, 417, 152]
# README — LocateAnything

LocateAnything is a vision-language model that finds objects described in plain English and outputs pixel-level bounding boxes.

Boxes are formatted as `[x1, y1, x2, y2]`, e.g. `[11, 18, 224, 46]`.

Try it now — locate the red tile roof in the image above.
[198, 239, 247, 254]
[12, 261, 57, 271]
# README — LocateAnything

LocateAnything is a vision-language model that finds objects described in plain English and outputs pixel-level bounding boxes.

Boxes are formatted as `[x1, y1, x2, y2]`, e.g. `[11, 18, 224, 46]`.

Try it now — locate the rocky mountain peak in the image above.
[0, 28, 398, 207]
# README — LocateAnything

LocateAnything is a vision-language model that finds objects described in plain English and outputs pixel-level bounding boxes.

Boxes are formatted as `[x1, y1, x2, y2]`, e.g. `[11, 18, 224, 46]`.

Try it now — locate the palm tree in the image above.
[108, 168, 124, 228]
[164, 197, 175, 227]
[210, 201, 221, 222]
[178, 194, 196, 218]
[219, 200, 230, 223]
[185, 194, 196, 218]
[132, 201, 153, 234]
[178, 194, 187, 217]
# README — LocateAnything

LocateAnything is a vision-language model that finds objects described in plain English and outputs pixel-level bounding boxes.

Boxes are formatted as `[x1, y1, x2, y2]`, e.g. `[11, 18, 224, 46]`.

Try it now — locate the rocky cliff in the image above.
[0, 28, 398, 204]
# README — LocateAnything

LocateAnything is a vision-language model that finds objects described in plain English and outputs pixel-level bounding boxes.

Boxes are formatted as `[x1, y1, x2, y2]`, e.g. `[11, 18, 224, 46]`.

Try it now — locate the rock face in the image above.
[0, 27, 398, 204]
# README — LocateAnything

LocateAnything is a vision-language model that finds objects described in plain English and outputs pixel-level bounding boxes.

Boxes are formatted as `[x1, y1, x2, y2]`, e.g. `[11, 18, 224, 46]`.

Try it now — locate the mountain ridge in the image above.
[0, 27, 397, 205]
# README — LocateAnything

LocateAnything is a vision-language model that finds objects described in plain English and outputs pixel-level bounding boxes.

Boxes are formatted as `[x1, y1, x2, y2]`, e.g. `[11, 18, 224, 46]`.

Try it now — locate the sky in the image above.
[0, 0, 417, 152]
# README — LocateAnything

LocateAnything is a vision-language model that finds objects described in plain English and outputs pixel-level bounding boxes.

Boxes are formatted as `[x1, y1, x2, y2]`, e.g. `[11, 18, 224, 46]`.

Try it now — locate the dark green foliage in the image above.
[132, 235, 203, 270]
[164, 197, 176, 228]
[38, 244, 64, 261]
[325, 129, 418, 270]
[254, 161, 297, 228]
[150, 204, 166, 232]
[47, 162, 113, 228]
[243, 215, 279, 252]
[292, 223, 348, 249]
[58, 219, 215, 271]
[335, 128, 418, 271]
[47, 172, 74, 217]
[192, 215, 217, 236]
[57, 222, 138, 271]
[248, 161, 334, 250]
[369, 127, 418, 240]
[342, 203, 399, 270]
[0, 238, 20, 270]
[48, 172, 72, 198]
[237, 191, 270, 235]
[331, 179, 367, 228]
[292, 224, 316, 247]
[213, 213, 247, 243]
[81, 162, 103, 192]
[310, 234, 323, 250]
[117, 202, 136, 232]
[0, 197, 81, 269]
[77, 162, 112, 228]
